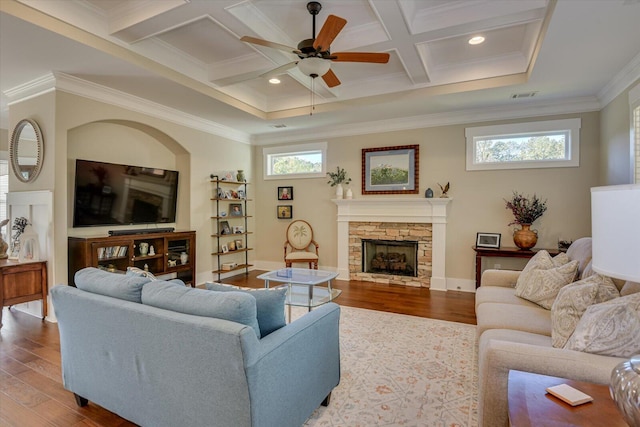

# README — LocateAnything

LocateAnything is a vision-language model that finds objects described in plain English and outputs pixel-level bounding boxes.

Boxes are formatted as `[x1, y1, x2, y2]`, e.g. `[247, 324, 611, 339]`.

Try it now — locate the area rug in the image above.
[295, 305, 478, 427]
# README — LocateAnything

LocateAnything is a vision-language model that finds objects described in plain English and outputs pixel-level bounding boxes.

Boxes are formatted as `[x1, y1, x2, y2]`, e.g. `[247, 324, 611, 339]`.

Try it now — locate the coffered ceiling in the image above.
[1, 0, 640, 143]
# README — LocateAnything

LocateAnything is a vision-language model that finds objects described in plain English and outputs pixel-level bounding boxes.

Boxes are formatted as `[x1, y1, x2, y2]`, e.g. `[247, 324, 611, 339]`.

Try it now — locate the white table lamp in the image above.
[591, 184, 640, 426]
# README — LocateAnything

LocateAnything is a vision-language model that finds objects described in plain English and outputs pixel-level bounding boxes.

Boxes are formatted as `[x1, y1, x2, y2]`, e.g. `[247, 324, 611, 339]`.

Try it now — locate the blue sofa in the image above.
[51, 268, 340, 427]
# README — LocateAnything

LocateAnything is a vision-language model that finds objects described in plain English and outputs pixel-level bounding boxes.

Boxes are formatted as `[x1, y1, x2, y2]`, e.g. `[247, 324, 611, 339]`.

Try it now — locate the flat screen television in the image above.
[73, 159, 179, 227]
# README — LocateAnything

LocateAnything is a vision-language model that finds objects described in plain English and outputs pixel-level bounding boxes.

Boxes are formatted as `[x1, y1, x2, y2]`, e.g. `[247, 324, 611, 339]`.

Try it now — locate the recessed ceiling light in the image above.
[269, 78, 281, 84]
[468, 36, 485, 45]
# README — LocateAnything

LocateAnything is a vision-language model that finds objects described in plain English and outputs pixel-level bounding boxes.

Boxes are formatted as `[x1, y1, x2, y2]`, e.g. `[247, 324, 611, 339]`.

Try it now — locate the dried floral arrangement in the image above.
[505, 192, 547, 225]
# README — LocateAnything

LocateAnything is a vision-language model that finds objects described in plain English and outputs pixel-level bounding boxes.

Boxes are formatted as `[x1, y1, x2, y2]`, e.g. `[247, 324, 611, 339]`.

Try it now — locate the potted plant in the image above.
[505, 192, 547, 249]
[327, 166, 352, 199]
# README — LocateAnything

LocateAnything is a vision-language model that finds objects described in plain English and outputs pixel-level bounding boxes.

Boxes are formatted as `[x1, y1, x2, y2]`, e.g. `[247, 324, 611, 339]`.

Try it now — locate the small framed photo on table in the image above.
[476, 232, 501, 249]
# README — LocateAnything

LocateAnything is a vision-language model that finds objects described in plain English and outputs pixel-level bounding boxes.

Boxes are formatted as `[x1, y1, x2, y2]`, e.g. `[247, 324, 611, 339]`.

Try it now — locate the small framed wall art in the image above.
[277, 205, 292, 219]
[362, 145, 419, 195]
[278, 186, 293, 200]
[476, 232, 501, 249]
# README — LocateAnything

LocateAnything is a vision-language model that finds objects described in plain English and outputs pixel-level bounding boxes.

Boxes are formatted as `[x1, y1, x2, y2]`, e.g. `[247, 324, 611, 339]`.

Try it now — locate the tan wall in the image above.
[0, 128, 8, 152]
[253, 112, 600, 288]
[600, 77, 640, 185]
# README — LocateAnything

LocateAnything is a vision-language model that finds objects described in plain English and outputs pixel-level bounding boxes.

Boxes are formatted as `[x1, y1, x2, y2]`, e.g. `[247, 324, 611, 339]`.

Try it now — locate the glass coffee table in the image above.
[257, 268, 341, 320]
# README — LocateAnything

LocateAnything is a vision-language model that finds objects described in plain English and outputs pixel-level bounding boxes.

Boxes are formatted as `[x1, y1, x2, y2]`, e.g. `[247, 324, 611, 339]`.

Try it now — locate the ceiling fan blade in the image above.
[331, 52, 390, 63]
[240, 36, 300, 55]
[313, 15, 347, 52]
[322, 69, 341, 88]
[214, 62, 297, 86]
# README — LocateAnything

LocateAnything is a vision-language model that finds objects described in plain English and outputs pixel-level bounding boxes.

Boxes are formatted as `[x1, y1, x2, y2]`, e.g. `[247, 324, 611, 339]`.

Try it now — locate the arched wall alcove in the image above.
[67, 119, 191, 234]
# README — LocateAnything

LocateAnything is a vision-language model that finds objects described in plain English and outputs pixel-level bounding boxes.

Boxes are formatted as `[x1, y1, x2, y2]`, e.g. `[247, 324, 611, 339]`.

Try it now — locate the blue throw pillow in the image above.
[75, 267, 151, 303]
[205, 282, 286, 337]
[142, 281, 261, 337]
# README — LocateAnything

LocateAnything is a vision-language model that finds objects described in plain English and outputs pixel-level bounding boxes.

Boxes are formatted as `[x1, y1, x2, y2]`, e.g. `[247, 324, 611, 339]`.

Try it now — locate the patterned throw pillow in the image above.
[515, 254, 579, 309]
[552, 252, 570, 267]
[205, 282, 287, 337]
[551, 274, 620, 348]
[565, 293, 640, 357]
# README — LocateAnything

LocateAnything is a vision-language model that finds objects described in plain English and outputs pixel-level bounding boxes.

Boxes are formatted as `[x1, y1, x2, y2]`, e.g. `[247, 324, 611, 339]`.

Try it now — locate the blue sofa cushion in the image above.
[205, 282, 286, 336]
[142, 281, 261, 337]
[75, 267, 151, 303]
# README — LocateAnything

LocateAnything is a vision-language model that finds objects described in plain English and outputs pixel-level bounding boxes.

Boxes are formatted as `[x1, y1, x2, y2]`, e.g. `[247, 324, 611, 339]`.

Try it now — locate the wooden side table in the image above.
[472, 246, 560, 288]
[508, 370, 627, 426]
[0, 259, 48, 328]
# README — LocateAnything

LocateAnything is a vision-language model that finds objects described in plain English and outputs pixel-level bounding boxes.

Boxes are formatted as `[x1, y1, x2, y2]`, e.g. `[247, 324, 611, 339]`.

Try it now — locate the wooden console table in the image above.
[508, 370, 626, 426]
[0, 259, 48, 328]
[473, 246, 560, 288]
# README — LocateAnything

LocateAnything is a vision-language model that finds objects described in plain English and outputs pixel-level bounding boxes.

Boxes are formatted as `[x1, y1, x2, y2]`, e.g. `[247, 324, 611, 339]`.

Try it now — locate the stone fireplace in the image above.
[333, 198, 452, 290]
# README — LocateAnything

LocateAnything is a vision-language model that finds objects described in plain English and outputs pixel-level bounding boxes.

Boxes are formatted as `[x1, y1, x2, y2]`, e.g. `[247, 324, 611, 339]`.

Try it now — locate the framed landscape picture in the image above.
[362, 145, 419, 195]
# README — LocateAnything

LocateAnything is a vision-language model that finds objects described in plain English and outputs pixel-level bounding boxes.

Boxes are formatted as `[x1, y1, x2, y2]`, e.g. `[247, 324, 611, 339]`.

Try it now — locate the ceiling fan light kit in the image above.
[298, 57, 331, 78]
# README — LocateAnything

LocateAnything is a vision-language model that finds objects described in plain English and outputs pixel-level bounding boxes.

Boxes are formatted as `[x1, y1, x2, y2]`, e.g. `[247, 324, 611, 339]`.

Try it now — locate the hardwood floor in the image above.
[0, 271, 476, 426]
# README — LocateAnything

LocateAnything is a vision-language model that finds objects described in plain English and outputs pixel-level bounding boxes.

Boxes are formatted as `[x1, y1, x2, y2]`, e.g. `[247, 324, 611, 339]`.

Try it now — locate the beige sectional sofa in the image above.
[475, 237, 639, 427]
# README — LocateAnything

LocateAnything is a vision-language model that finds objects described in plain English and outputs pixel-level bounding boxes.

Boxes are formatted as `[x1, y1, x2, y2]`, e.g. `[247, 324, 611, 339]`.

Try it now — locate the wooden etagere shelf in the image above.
[211, 177, 252, 281]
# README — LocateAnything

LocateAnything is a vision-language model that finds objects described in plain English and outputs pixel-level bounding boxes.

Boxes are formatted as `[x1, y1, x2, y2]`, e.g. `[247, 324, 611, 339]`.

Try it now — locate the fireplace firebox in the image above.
[362, 239, 418, 277]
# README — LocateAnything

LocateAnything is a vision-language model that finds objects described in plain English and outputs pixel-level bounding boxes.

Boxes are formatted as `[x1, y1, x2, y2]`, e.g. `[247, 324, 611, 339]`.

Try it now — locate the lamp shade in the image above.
[298, 57, 330, 77]
[591, 184, 640, 282]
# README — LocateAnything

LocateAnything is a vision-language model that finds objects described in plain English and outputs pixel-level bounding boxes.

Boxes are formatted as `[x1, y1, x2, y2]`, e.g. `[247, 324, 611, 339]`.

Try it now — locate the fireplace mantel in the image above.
[332, 198, 452, 290]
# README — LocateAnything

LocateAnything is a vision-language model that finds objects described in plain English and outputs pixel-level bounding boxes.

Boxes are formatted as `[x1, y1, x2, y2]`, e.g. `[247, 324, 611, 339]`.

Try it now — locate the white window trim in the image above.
[465, 118, 581, 171]
[263, 141, 327, 180]
[629, 83, 640, 184]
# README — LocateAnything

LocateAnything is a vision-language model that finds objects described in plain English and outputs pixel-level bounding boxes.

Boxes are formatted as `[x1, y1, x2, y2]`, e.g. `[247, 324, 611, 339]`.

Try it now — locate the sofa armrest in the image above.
[480, 269, 521, 287]
[244, 303, 340, 427]
[478, 329, 624, 427]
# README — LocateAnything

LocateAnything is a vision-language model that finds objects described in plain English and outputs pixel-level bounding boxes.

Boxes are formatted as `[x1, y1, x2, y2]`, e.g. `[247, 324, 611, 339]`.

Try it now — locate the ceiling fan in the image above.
[238, 1, 389, 88]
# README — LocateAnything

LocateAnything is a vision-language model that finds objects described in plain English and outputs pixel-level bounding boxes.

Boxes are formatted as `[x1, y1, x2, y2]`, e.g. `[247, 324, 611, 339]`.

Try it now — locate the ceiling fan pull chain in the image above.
[310, 78, 315, 116]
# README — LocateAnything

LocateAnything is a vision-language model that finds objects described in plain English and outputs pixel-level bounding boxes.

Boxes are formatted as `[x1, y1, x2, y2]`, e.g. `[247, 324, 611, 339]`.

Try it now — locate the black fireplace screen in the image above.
[362, 239, 418, 277]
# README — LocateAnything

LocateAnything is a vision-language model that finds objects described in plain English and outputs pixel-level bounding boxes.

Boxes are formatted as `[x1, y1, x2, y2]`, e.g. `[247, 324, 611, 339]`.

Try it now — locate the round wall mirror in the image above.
[10, 118, 44, 183]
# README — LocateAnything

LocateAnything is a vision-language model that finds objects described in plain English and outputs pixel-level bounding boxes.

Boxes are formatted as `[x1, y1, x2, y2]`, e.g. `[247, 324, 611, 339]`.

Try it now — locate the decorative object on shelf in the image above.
[557, 238, 573, 251]
[234, 225, 244, 234]
[168, 259, 177, 267]
[143, 263, 149, 272]
[346, 188, 353, 199]
[0, 219, 9, 259]
[10, 217, 28, 260]
[476, 232, 501, 249]
[278, 186, 293, 200]
[219, 221, 231, 235]
[327, 166, 351, 199]
[18, 224, 40, 262]
[277, 205, 293, 219]
[505, 192, 547, 250]
[235, 239, 244, 250]
[228, 240, 237, 251]
[591, 184, 640, 427]
[438, 182, 450, 198]
[139, 242, 149, 256]
[362, 145, 419, 195]
[229, 203, 243, 216]
[221, 244, 229, 253]
[425, 188, 434, 198]
[236, 170, 245, 182]
[180, 252, 188, 265]
[149, 245, 155, 256]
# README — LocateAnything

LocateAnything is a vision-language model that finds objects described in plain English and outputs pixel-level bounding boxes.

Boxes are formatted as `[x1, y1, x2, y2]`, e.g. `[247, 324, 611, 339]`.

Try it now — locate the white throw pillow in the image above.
[551, 274, 619, 348]
[564, 293, 640, 357]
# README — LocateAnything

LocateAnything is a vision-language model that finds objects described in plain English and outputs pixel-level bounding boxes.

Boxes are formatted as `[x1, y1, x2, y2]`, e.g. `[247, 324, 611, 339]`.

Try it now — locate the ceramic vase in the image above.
[335, 183, 344, 199]
[236, 170, 245, 182]
[180, 252, 189, 265]
[346, 188, 353, 199]
[513, 224, 537, 249]
[610, 355, 640, 426]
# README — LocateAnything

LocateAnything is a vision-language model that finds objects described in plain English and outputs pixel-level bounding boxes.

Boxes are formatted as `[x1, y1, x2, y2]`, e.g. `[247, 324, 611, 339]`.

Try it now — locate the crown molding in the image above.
[598, 51, 640, 107]
[5, 72, 251, 144]
[252, 96, 601, 145]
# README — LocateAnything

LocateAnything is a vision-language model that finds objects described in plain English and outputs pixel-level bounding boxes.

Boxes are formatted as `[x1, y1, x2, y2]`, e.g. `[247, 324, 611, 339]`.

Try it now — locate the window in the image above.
[630, 83, 640, 184]
[263, 142, 327, 180]
[465, 118, 581, 171]
[0, 160, 7, 233]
